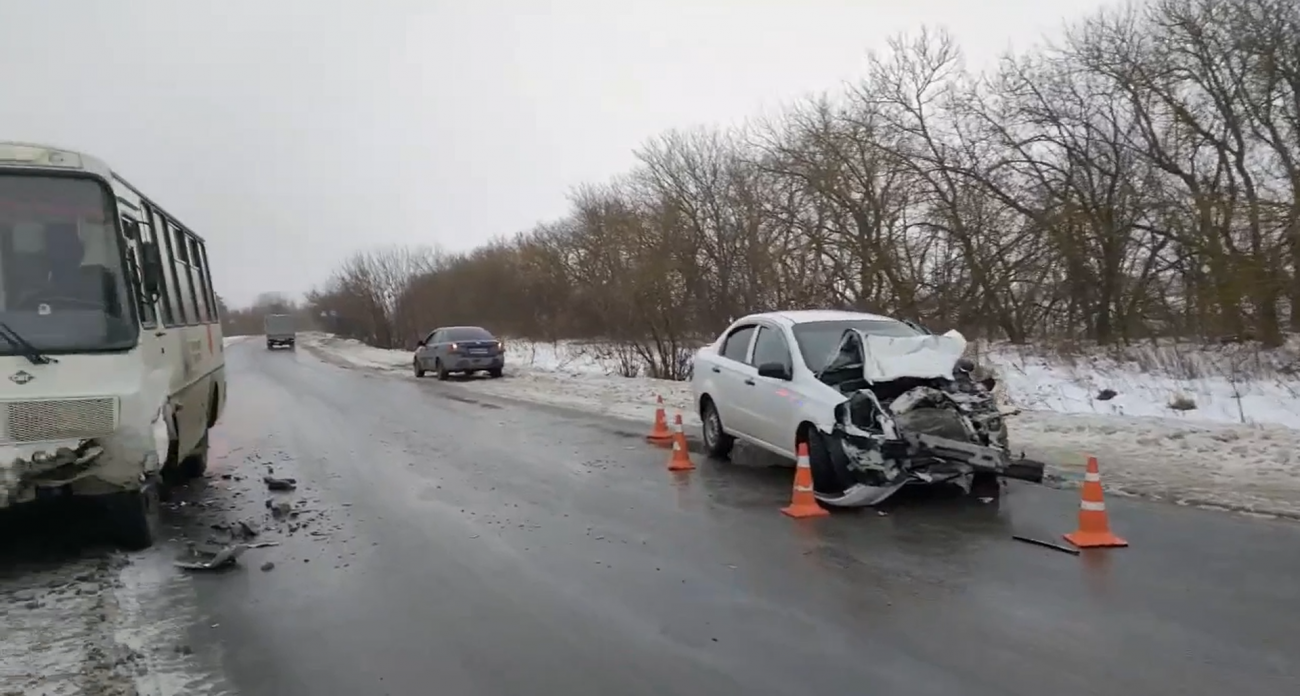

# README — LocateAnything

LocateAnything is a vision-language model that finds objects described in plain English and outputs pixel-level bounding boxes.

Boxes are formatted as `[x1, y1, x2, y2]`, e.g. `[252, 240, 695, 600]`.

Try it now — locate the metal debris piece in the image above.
[263, 476, 297, 491]
[174, 544, 249, 571]
[1011, 535, 1080, 555]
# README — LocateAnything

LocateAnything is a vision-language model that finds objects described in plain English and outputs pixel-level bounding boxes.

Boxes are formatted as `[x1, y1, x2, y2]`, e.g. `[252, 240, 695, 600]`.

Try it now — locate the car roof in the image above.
[738, 309, 896, 327]
[435, 325, 493, 333]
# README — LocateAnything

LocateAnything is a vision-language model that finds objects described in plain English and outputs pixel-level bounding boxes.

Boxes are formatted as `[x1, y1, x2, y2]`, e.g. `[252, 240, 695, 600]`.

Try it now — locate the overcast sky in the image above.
[0, 0, 1111, 307]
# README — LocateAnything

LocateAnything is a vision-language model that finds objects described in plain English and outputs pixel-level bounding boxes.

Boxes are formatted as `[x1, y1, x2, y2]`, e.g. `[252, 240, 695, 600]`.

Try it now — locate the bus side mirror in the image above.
[140, 242, 164, 299]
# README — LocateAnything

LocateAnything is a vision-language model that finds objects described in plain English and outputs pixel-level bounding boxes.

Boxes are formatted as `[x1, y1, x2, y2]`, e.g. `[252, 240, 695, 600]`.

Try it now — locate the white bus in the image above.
[0, 142, 227, 549]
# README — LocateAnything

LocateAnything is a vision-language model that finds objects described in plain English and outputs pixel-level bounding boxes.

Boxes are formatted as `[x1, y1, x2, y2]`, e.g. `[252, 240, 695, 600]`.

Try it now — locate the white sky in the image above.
[0, 0, 1113, 307]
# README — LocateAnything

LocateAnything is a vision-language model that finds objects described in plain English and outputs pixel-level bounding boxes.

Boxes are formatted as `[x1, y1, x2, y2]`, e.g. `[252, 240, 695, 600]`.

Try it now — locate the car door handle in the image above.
[744, 378, 756, 386]
[711, 366, 721, 373]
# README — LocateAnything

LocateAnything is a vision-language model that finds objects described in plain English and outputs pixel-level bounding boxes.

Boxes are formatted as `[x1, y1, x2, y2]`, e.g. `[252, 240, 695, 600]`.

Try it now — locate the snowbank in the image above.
[222, 335, 253, 347]
[973, 339, 1300, 430]
[300, 333, 1300, 518]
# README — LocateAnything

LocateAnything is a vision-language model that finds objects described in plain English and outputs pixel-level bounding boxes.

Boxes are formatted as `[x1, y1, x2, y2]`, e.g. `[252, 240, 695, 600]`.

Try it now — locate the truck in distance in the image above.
[264, 313, 295, 350]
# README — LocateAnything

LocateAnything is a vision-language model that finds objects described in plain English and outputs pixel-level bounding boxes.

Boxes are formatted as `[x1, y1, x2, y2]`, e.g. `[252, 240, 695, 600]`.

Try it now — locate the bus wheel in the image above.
[102, 476, 162, 551]
[207, 384, 221, 429]
[181, 433, 210, 479]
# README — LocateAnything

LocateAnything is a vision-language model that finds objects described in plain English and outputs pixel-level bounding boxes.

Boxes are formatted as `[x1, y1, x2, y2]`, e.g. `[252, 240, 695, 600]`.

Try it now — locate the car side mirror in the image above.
[757, 362, 792, 381]
[416, 341, 425, 348]
[139, 242, 163, 300]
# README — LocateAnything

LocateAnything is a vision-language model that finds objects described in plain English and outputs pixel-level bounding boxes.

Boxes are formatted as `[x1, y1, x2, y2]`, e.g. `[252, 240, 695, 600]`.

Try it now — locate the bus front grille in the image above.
[1, 398, 119, 443]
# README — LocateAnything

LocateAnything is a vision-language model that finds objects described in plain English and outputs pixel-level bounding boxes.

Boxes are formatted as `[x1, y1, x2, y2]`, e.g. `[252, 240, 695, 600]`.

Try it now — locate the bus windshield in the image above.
[0, 173, 138, 354]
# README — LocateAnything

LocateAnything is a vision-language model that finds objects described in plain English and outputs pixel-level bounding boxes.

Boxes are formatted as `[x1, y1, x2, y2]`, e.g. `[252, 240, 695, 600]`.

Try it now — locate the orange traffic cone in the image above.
[667, 414, 695, 472]
[781, 442, 829, 519]
[646, 395, 673, 448]
[1064, 456, 1128, 548]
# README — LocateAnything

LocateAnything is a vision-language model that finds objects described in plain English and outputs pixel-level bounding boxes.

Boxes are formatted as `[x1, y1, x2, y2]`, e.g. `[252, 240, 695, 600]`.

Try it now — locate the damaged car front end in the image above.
[812, 328, 1043, 507]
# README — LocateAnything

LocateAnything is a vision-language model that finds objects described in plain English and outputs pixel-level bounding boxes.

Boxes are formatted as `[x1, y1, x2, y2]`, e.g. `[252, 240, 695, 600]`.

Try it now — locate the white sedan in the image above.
[690, 310, 1039, 507]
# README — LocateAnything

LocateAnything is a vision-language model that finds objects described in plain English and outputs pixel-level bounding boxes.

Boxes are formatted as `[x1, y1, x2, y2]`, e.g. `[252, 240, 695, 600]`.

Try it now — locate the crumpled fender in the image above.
[148, 400, 174, 472]
[98, 366, 175, 477]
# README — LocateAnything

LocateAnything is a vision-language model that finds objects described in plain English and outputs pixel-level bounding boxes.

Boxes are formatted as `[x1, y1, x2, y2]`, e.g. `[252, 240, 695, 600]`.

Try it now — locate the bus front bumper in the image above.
[0, 415, 167, 508]
[0, 441, 106, 507]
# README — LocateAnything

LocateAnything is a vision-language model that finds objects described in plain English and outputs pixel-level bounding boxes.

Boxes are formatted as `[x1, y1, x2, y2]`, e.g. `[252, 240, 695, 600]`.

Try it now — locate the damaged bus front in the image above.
[0, 143, 227, 550]
[812, 328, 1043, 507]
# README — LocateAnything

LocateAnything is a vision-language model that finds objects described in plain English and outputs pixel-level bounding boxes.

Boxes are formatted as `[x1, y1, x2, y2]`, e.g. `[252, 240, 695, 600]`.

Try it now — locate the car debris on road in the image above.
[174, 542, 249, 571]
[1011, 534, 1082, 555]
[263, 476, 297, 491]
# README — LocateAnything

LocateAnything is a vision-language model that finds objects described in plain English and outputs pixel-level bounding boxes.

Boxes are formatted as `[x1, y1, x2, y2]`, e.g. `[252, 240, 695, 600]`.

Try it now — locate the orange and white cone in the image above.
[781, 442, 829, 519]
[1064, 456, 1128, 548]
[646, 395, 673, 448]
[667, 414, 695, 472]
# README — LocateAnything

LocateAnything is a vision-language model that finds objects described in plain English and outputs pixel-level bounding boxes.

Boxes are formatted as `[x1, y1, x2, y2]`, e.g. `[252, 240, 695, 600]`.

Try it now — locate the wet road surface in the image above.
[5, 340, 1300, 695]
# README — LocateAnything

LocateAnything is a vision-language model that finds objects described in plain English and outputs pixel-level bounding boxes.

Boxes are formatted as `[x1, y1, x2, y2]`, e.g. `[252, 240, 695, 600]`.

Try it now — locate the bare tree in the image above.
[291, 0, 1300, 376]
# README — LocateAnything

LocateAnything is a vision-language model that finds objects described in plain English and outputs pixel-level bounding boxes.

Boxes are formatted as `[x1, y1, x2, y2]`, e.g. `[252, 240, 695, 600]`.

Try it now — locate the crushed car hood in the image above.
[820, 328, 969, 383]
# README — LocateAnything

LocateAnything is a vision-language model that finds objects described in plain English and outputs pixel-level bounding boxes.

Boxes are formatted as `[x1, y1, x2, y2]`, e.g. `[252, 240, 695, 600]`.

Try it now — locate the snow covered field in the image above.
[296, 332, 1300, 519]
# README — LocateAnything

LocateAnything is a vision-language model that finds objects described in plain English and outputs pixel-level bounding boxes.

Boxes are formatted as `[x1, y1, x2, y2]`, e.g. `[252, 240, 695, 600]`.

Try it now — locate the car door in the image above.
[431, 330, 455, 365]
[417, 330, 440, 368]
[707, 323, 760, 439]
[745, 324, 802, 454]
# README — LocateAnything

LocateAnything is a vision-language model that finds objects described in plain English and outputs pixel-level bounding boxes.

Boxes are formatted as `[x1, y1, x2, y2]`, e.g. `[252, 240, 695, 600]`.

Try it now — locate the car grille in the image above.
[0, 398, 119, 443]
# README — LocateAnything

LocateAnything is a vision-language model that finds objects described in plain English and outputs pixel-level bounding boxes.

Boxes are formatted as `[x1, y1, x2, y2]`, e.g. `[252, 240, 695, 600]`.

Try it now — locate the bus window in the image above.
[187, 235, 210, 322]
[121, 215, 157, 327]
[172, 225, 189, 263]
[165, 221, 196, 324]
[145, 206, 180, 326]
[196, 240, 218, 320]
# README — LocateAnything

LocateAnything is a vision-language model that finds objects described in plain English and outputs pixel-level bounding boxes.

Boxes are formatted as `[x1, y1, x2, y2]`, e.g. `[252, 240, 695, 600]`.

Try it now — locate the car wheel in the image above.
[102, 477, 162, 551]
[701, 399, 735, 459]
[414, 359, 426, 378]
[971, 472, 1002, 498]
[488, 367, 503, 378]
[804, 427, 851, 496]
[436, 359, 449, 381]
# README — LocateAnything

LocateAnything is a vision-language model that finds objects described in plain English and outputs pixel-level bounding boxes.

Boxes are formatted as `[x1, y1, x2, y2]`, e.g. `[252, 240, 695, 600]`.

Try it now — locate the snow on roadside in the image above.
[1, 552, 234, 696]
[301, 333, 1300, 518]
[222, 335, 253, 347]
[0, 559, 119, 696]
[975, 339, 1300, 430]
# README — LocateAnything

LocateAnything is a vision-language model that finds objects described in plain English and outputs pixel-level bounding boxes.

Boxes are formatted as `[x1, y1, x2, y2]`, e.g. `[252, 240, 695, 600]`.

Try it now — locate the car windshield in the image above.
[445, 326, 494, 341]
[0, 173, 137, 354]
[791, 319, 922, 370]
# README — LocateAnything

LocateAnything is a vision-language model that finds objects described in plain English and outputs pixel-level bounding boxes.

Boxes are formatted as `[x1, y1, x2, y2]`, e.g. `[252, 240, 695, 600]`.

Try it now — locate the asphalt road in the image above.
[5, 340, 1300, 695]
